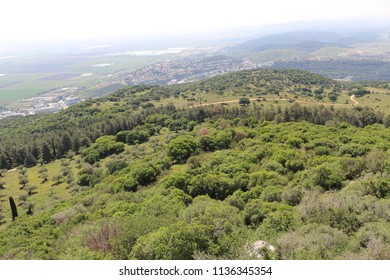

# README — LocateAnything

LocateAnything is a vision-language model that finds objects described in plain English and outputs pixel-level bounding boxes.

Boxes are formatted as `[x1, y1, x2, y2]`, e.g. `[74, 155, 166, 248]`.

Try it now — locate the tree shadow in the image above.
[51, 181, 63, 187]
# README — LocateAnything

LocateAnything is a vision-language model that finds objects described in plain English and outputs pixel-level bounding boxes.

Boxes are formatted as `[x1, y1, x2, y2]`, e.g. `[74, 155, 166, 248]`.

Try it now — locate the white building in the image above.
[34, 104, 60, 114]
[64, 96, 81, 106]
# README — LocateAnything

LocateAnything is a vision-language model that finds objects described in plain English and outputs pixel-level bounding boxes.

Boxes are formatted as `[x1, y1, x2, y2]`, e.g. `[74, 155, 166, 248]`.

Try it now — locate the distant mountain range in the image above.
[225, 25, 390, 80]
[228, 30, 384, 53]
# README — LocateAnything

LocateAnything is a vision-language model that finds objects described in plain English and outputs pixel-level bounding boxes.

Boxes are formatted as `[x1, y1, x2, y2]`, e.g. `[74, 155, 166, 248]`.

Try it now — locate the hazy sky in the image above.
[1, 0, 390, 43]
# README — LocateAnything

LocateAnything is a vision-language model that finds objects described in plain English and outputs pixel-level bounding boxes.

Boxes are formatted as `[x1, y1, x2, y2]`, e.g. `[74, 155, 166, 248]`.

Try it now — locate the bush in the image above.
[130, 222, 208, 260]
[285, 159, 305, 172]
[115, 131, 131, 143]
[106, 159, 128, 174]
[112, 175, 138, 192]
[160, 173, 189, 191]
[199, 135, 216, 151]
[126, 129, 150, 145]
[277, 224, 348, 259]
[339, 144, 369, 157]
[188, 172, 237, 200]
[313, 164, 344, 190]
[166, 136, 198, 163]
[239, 97, 250, 106]
[84, 149, 100, 164]
[132, 163, 158, 186]
[83, 136, 125, 163]
[78, 174, 90, 186]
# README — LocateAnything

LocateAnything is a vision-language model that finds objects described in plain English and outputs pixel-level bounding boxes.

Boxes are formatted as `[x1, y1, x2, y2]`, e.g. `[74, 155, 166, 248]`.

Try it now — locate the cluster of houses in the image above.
[125, 55, 258, 86]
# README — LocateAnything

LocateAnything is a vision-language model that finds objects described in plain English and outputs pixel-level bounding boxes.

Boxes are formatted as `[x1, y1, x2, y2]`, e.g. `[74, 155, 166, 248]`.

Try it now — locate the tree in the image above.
[25, 185, 37, 196]
[111, 175, 138, 192]
[239, 97, 250, 106]
[9, 196, 18, 221]
[84, 149, 100, 164]
[80, 137, 91, 148]
[106, 159, 128, 175]
[132, 163, 158, 186]
[38, 166, 48, 183]
[50, 138, 57, 159]
[17, 147, 27, 165]
[26, 203, 34, 216]
[126, 129, 150, 145]
[166, 136, 198, 163]
[65, 173, 75, 185]
[18, 175, 29, 189]
[328, 94, 338, 102]
[77, 174, 90, 186]
[23, 152, 37, 167]
[41, 142, 53, 163]
[31, 144, 40, 160]
[189, 172, 237, 200]
[52, 175, 63, 186]
[59, 133, 73, 156]
[72, 136, 81, 153]
[313, 163, 344, 190]
[116, 131, 131, 143]
[0, 154, 11, 170]
[199, 135, 216, 151]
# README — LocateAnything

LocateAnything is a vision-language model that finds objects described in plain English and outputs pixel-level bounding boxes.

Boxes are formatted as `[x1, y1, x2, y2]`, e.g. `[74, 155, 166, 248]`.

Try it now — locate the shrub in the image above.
[166, 136, 198, 163]
[130, 222, 208, 260]
[112, 175, 138, 192]
[78, 174, 90, 186]
[132, 164, 158, 186]
[277, 224, 348, 259]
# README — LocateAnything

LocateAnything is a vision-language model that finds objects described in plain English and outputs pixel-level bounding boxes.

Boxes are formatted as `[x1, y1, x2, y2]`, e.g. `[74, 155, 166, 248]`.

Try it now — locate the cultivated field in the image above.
[0, 55, 161, 104]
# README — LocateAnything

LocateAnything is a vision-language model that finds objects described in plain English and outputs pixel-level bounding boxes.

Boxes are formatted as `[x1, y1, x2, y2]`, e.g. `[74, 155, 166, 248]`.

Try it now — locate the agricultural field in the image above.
[0, 54, 163, 104]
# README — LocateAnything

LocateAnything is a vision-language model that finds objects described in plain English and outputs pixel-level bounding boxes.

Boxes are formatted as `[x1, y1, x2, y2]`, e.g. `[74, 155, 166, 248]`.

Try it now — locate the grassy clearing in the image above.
[0, 158, 80, 227]
[353, 88, 390, 111]
[154, 88, 357, 111]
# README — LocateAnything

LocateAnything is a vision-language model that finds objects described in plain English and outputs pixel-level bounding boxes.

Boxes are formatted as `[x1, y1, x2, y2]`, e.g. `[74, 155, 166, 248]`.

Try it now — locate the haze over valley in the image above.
[1, 18, 390, 119]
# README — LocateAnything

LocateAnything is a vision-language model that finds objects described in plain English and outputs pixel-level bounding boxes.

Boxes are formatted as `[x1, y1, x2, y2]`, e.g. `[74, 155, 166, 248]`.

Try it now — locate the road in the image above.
[350, 94, 359, 105]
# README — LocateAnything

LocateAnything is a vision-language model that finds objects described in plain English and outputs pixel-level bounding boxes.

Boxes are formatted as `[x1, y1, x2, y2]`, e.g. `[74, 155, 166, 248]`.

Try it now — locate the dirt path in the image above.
[191, 97, 350, 108]
[350, 94, 359, 105]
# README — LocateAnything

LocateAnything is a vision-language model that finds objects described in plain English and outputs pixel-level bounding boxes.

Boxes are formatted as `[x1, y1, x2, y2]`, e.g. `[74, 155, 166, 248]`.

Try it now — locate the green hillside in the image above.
[1, 69, 390, 259]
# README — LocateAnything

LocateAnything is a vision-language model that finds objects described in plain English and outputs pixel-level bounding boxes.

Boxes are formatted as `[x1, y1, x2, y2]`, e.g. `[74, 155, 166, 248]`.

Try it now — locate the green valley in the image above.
[0, 69, 390, 260]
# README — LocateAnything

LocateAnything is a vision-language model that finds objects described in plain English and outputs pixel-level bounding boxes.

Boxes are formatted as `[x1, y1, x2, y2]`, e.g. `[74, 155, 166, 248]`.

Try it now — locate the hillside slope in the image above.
[1, 69, 390, 260]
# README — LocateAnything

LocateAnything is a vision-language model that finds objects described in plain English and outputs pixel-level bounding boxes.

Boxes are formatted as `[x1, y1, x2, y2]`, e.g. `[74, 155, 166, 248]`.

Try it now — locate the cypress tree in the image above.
[24, 152, 37, 167]
[59, 133, 73, 156]
[31, 144, 41, 160]
[51, 138, 57, 159]
[9, 196, 18, 221]
[41, 142, 53, 163]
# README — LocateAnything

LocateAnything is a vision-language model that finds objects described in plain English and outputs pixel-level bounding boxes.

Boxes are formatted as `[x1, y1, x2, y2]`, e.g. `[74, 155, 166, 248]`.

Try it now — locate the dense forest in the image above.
[268, 60, 390, 81]
[0, 69, 389, 260]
